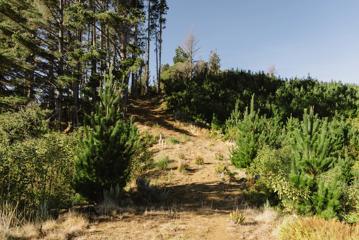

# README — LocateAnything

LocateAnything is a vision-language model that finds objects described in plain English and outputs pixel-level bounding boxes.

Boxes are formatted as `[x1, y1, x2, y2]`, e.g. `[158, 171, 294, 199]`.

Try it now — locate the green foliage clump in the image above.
[156, 156, 170, 170]
[0, 104, 48, 143]
[163, 54, 358, 125]
[74, 70, 142, 202]
[0, 104, 76, 214]
[168, 136, 180, 144]
[230, 96, 282, 168]
[246, 108, 359, 221]
[248, 146, 304, 208]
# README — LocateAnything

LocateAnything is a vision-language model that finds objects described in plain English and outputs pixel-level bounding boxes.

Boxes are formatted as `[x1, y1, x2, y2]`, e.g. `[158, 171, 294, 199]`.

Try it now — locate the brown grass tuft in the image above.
[0, 202, 21, 239]
[57, 212, 89, 238]
[177, 159, 189, 173]
[9, 223, 39, 239]
[280, 216, 359, 240]
[2, 211, 88, 240]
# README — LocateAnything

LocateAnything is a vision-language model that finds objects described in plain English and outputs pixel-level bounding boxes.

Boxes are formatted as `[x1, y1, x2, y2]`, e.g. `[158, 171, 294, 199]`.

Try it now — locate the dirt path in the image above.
[77, 98, 282, 240]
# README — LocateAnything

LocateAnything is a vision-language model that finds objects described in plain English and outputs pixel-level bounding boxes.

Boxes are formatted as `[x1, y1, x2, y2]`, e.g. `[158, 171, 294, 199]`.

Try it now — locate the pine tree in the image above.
[74, 68, 141, 202]
[208, 50, 220, 74]
[173, 46, 189, 64]
[289, 108, 343, 218]
[231, 96, 262, 168]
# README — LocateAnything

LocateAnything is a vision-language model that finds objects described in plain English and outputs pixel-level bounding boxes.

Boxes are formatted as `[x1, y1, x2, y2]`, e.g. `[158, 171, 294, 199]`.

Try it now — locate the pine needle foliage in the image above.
[230, 95, 282, 168]
[288, 108, 351, 218]
[74, 69, 141, 202]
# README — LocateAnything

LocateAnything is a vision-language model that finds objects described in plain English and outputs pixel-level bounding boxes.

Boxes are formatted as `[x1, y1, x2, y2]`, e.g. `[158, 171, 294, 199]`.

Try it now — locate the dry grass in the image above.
[0, 202, 21, 240]
[7, 223, 38, 239]
[2, 211, 88, 240]
[254, 208, 278, 223]
[279, 216, 359, 240]
[177, 159, 189, 173]
[229, 209, 246, 225]
[96, 200, 120, 216]
[56, 212, 89, 238]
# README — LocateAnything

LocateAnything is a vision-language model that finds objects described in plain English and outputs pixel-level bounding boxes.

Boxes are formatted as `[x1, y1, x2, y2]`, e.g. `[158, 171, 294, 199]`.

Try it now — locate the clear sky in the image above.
[159, 0, 359, 84]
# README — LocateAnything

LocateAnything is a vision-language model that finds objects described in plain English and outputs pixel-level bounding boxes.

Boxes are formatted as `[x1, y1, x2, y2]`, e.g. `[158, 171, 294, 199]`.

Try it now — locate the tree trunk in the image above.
[158, 13, 163, 93]
[57, 0, 64, 127]
[155, 31, 159, 93]
[72, 29, 82, 127]
[145, 0, 151, 94]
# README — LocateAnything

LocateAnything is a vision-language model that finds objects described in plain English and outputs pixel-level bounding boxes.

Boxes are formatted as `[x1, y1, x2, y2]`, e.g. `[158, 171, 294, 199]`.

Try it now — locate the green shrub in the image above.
[163, 61, 358, 125]
[0, 104, 48, 143]
[0, 105, 76, 215]
[131, 133, 156, 174]
[230, 96, 282, 168]
[74, 70, 142, 202]
[287, 109, 347, 218]
[344, 159, 359, 223]
[225, 100, 242, 140]
[248, 146, 304, 209]
[247, 109, 359, 220]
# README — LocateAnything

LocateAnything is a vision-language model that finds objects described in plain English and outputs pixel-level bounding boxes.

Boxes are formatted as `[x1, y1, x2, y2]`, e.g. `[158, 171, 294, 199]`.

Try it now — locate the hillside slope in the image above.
[77, 98, 282, 240]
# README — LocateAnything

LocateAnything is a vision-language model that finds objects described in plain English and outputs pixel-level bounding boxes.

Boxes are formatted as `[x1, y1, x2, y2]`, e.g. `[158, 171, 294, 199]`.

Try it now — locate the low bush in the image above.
[0, 104, 77, 216]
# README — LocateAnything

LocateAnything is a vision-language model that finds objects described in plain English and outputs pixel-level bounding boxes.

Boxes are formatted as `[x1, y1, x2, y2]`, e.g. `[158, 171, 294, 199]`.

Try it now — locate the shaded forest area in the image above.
[0, 0, 168, 127]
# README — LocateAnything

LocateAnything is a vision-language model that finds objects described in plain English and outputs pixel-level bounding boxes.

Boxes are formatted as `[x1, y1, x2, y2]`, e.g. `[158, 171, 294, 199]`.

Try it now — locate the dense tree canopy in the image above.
[0, 0, 168, 127]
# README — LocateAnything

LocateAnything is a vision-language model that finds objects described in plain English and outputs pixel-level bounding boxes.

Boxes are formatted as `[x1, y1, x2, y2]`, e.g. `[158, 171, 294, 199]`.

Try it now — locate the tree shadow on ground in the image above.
[73, 181, 270, 225]
[130, 181, 269, 215]
[128, 98, 195, 136]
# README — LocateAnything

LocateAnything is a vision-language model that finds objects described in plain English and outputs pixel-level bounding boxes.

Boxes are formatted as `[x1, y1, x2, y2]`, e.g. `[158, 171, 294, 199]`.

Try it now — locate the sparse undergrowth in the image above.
[195, 156, 204, 165]
[0, 208, 88, 240]
[229, 209, 246, 224]
[156, 155, 170, 170]
[279, 216, 359, 240]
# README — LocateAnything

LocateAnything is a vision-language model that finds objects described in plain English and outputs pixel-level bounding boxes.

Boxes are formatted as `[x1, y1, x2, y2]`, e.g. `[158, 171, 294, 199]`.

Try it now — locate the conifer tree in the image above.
[231, 96, 263, 168]
[208, 50, 221, 74]
[74, 68, 141, 202]
[289, 108, 343, 218]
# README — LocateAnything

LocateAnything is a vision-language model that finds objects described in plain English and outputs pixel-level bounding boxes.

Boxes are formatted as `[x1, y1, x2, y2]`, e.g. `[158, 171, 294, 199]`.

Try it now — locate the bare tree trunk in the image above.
[145, 0, 151, 94]
[131, 24, 139, 96]
[25, 56, 34, 98]
[91, 0, 97, 77]
[100, 1, 107, 75]
[56, 0, 64, 127]
[73, 29, 82, 127]
[155, 31, 159, 93]
[158, 13, 163, 93]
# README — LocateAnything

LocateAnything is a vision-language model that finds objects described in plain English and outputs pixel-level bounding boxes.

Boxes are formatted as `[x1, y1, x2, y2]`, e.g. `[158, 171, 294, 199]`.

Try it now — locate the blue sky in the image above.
[158, 0, 359, 84]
